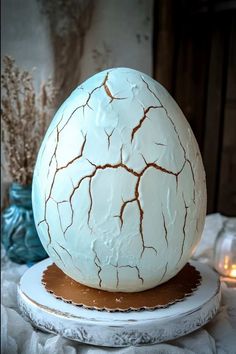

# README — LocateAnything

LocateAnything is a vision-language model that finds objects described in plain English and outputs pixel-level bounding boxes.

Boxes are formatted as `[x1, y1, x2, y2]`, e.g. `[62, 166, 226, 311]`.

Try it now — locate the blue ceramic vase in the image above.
[1, 183, 48, 264]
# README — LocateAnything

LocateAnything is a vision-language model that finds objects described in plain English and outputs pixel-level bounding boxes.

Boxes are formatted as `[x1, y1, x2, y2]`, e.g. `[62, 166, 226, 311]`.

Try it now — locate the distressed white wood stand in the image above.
[17, 259, 221, 347]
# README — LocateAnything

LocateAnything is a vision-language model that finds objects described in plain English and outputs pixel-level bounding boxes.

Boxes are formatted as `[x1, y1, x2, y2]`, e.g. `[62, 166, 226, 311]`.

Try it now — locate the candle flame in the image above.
[230, 264, 236, 278]
[224, 256, 229, 270]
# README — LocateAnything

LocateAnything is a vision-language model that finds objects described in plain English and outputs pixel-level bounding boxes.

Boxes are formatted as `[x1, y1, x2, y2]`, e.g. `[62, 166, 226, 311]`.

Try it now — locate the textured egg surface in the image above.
[32, 68, 206, 292]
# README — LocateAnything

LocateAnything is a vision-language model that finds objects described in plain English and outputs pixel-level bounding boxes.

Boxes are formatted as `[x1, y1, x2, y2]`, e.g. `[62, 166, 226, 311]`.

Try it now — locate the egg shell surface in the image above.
[32, 67, 206, 292]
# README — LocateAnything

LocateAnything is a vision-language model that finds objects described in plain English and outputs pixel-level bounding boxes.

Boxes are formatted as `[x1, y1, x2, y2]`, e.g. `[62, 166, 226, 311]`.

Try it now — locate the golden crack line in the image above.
[77, 160, 181, 253]
[55, 134, 87, 234]
[44, 167, 70, 239]
[65, 159, 186, 236]
[116, 267, 119, 289]
[46, 168, 57, 206]
[87, 160, 183, 179]
[51, 246, 66, 267]
[45, 125, 61, 209]
[175, 160, 187, 192]
[86, 160, 140, 177]
[47, 125, 60, 179]
[51, 198, 70, 238]
[59, 83, 104, 132]
[37, 194, 52, 247]
[141, 76, 196, 192]
[65, 147, 185, 243]
[105, 128, 115, 149]
[136, 196, 145, 256]
[83, 85, 101, 113]
[145, 161, 182, 178]
[140, 153, 149, 166]
[37, 218, 52, 248]
[163, 106, 195, 191]
[131, 105, 161, 142]
[135, 176, 158, 258]
[103, 72, 126, 103]
[45, 134, 87, 239]
[58, 75, 107, 133]
[114, 197, 136, 230]
[186, 159, 195, 184]
[56, 134, 87, 172]
[159, 262, 168, 283]
[37, 219, 44, 227]
[111, 263, 120, 288]
[42, 77, 110, 242]
[193, 187, 196, 204]
[66, 160, 125, 235]
[186, 158, 196, 203]
[87, 177, 93, 231]
[120, 144, 124, 164]
[58, 106, 84, 135]
[64, 174, 92, 235]
[162, 211, 168, 247]
[56, 201, 64, 236]
[93, 249, 102, 287]
[142, 76, 184, 152]
[119, 265, 144, 284]
[56, 242, 74, 261]
[178, 195, 189, 263]
[140, 153, 185, 179]
[45, 222, 52, 248]
[72, 73, 109, 117]
[65, 159, 107, 234]
[44, 112, 65, 169]
[86, 160, 159, 257]
[38, 194, 48, 227]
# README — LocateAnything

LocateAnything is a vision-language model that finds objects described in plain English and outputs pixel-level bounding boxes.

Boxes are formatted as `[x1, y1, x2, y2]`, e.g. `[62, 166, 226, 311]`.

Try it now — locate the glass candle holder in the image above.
[214, 218, 236, 279]
[1, 183, 48, 264]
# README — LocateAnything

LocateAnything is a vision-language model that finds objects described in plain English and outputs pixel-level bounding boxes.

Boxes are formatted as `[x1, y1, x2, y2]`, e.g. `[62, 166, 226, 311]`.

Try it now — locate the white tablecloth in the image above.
[1, 214, 236, 354]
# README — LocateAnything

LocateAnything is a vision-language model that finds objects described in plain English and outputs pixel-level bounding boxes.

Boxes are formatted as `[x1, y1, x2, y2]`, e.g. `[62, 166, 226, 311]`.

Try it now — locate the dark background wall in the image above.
[153, 0, 236, 216]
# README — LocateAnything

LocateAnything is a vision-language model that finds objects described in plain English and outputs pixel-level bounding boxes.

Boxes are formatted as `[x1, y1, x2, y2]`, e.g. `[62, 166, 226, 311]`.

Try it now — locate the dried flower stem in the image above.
[1, 56, 57, 185]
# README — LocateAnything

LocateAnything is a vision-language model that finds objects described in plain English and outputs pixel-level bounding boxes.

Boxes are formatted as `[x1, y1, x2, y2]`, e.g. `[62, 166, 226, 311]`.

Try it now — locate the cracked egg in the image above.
[32, 67, 206, 292]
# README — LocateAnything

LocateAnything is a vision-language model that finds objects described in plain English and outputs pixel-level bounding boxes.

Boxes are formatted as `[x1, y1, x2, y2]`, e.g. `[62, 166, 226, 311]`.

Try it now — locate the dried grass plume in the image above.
[1, 56, 57, 185]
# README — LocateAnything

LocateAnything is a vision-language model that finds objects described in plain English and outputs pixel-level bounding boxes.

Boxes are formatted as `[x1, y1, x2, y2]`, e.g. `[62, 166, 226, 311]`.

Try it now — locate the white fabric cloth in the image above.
[1, 214, 236, 354]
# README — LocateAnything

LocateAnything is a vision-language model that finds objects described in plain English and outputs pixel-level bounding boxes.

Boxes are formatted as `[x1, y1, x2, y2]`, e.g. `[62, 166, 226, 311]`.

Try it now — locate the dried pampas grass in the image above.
[1, 56, 57, 185]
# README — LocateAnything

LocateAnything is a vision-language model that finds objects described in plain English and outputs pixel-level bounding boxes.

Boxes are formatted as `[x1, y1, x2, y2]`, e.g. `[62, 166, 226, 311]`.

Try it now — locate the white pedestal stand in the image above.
[17, 259, 221, 347]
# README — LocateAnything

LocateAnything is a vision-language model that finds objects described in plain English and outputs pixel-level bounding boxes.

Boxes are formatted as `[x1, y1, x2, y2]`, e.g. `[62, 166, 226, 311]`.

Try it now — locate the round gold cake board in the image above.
[17, 259, 221, 347]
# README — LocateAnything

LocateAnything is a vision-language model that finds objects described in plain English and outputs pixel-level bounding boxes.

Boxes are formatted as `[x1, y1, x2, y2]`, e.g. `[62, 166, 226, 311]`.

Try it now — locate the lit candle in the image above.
[223, 255, 229, 270]
[214, 218, 236, 281]
[230, 264, 236, 278]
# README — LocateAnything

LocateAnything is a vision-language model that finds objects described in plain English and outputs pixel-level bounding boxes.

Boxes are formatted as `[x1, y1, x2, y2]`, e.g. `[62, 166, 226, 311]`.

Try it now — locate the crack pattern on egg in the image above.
[32, 68, 206, 292]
